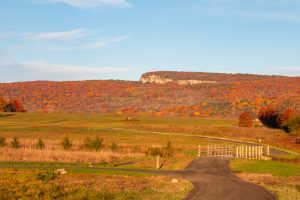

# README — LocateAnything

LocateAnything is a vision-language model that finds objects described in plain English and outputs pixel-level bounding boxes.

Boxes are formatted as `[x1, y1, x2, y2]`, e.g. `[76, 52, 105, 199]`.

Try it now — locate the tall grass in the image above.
[0, 139, 143, 163]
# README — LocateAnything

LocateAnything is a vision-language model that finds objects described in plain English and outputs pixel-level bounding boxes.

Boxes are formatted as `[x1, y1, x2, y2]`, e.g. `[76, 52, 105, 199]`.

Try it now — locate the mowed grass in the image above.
[0, 112, 237, 148]
[230, 159, 300, 177]
[0, 168, 191, 200]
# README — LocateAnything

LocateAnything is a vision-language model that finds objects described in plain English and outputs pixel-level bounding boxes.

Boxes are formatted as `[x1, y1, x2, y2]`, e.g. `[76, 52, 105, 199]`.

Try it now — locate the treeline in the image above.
[258, 105, 300, 135]
[0, 72, 299, 116]
[0, 97, 25, 112]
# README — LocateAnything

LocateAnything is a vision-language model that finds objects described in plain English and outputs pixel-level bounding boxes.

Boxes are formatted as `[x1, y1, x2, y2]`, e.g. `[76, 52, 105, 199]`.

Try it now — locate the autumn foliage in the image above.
[238, 112, 254, 128]
[0, 72, 299, 117]
[0, 97, 25, 113]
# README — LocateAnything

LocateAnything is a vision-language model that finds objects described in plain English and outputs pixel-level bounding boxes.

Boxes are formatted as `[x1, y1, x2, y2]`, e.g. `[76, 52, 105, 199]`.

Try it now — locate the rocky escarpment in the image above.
[140, 74, 217, 85]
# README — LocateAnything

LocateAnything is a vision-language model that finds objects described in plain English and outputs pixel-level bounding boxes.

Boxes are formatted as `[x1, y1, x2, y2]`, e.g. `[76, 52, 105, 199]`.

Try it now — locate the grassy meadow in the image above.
[1, 112, 300, 199]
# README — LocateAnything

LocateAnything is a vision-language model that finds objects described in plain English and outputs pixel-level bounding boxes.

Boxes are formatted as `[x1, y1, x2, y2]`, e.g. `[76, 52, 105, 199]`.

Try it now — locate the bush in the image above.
[163, 140, 175, 158]
[83, 136, 104, 151]
[239, 111, 254, 128]
[36, 172, 56, 182]
[11, 136, 20, 148]
[0, 137, 5, 147]
[61, 136, 72, 150]
[111, 142, 118, 151]
[132, 145, 142, 153]
[36, 139, 45, 150]
[282, 116, 300, 135]
[147, 147, 163, 157]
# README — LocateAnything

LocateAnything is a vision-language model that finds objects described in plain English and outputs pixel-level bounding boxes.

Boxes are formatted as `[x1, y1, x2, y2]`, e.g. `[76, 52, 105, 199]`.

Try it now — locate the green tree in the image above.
[36, 139, 45, 150]
[61, 136, 72, 150]
[282, 116, 300, 135]
[111, 142, 118, 151]
[164, 140, 175, 158]
[0, 137, 5, 147]
[11, 136, 20, 148]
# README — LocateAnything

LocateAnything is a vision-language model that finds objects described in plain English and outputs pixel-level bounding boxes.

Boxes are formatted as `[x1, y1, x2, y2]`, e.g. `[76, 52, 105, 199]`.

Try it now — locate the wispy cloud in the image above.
[26, 28, 87, 41]
[0, 28, 88, 41]
[45, 35, 128, 51]
[45, 0, 132, 8]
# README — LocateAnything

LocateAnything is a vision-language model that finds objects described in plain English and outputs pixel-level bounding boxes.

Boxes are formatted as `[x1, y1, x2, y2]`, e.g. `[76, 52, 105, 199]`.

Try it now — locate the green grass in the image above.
[0, 112, 238, 148]
[0, 168, 191, 200]
[230, 159, 300, 177]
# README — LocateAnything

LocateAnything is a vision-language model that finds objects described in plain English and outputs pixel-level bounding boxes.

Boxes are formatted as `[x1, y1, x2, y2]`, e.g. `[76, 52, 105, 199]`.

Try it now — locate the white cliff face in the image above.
[178, 80, 216, 85]
[140, 75, 173, 84]
[140, 75, 217, 85]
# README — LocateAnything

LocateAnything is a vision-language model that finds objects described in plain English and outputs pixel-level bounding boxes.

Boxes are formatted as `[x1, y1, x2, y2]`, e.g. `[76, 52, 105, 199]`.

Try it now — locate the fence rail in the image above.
[198, 145, 270, 160]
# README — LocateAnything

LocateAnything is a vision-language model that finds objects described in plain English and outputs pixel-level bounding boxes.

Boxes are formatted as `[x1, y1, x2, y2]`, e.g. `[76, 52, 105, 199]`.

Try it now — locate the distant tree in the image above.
[36, 139, 45, 150]
[83, 136, 104, 151]
[0, 137, 5, 147]
[164, 140, 175, 158]
[61, 136, 72, 150]
[110, 142, 118, 151]
[277, 108, 298, 126]
[6, 99, 25, 112]
[239, 111, 254, 128]
[282, 116, 300, 135]
[258, 106, 279, 128]
[11, 136, 21, 148]
[0, 97, 6, 112]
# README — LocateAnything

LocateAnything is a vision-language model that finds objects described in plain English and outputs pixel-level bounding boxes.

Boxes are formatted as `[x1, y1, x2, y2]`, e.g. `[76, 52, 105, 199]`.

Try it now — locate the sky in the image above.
[0, 0, 300, 82]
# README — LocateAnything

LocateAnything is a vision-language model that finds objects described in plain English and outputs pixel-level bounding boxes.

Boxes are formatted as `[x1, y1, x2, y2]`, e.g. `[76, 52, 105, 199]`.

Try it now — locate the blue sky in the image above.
[0, 0, 300, 82]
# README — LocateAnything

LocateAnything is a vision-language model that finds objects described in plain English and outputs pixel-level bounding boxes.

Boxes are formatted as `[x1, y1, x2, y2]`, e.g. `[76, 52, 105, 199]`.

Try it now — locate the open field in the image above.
[0, 168, 191, 200]
[1, 112, 300, 199]
[230, 159, 300, 200]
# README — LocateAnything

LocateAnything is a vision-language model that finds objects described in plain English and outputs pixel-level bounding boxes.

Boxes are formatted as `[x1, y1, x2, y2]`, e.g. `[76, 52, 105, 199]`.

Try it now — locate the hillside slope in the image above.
[0, 71, 299, 116]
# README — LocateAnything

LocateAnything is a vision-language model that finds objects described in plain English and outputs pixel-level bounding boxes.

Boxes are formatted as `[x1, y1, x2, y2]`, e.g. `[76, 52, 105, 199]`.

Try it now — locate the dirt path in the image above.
[177, 157, 274, 200]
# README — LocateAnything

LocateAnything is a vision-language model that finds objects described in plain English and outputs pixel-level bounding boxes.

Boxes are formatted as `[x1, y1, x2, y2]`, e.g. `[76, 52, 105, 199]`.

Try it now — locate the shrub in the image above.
[239, 111, 254, 128]
[0, 137, 5, 147]
[36, 172, 56, 182]
[163, 140, 174, 158]
[147, 147, 163, 157]
[282, 116, 300, 135]
[11, 136, 20, 148]
[111, 142, 118, 151]
[61, 136, 72, 150]
[132, 145, 142, 153]
[36, 139, 45, 150]
[83, 136, 104, 151]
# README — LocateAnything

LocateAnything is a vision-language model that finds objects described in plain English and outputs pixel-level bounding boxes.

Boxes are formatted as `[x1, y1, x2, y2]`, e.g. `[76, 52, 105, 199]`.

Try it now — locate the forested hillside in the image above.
[0, 71, 299, 117]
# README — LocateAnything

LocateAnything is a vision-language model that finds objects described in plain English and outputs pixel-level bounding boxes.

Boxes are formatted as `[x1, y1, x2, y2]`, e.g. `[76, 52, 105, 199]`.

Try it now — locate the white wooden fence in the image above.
[198, 145, 270, 160]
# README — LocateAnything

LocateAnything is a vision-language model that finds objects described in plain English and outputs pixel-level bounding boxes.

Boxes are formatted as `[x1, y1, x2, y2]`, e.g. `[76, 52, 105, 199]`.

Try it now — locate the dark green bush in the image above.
[11, 136, 20, 148]
[282, 116, 300, 135]
[36, 139, 45, 150]
[83, 136, 104, 151]
[111, 142, 118, 151]
[0, 137, 5, 147]
[147, 147, 163, 157]
[61, 136, 72, 150]
[36, 172, 56, 182]
[163, 140, 175, 158]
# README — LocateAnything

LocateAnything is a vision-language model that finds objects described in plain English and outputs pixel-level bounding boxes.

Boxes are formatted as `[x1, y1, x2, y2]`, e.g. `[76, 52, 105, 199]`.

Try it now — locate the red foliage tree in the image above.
[238, 111, 254, 127]
[258, 106, 279, 128]
[277, 108, 298, 126]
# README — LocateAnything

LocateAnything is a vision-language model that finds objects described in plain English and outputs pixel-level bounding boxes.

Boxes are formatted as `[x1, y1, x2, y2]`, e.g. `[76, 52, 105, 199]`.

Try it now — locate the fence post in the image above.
[198, 145, 201, 157]
[236, 146, 239, 158]
[156, 155, 160, 169]
[267, 146, 270, 156]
